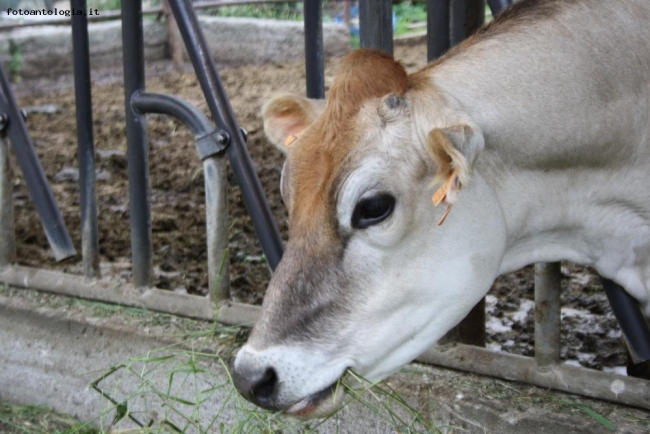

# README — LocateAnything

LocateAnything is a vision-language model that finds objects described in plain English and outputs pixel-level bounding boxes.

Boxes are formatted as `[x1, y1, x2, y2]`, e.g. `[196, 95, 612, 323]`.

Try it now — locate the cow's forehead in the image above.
[285, 50, 410, 236]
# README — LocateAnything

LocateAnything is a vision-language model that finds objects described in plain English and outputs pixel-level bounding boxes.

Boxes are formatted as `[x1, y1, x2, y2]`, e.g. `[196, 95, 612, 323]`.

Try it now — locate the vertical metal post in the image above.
[0, 134, 15, 268]
[167, 0, 284, 271]
[601, 277, 650, 378]
[451, 0, 485, 46]
[534, 262, 562, 368]
[427, 0, 451, 61]
[0, 67, 76, 262]
[487, 0, 512, 16]
[122, 0, 153, 287]
[304, 0, 324, 99]
[71, 0, 99, 278]
[359, 0, 393, 55]
[204, 157, 230, 301]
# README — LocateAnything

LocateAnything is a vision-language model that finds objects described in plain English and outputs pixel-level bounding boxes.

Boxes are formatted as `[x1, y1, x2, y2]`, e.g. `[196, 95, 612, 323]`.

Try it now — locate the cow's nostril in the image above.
[232, 364, 280, 410]
[251, 367, 277, 401]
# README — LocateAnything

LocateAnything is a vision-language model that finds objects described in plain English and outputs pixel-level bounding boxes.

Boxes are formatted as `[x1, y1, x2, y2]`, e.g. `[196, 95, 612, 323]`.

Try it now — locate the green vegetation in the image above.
[0, 402, 98, 434]
[87, 0, 121, 10]
[86, 0, 161, 10]
[393, 1, 427, 36]
[207, 2, 303, 21]
[8, 40, 22, 81]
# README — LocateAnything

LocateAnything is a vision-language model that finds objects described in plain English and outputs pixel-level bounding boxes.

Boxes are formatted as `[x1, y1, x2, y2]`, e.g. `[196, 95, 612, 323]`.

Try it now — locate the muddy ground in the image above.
[7, 41, 625, 372]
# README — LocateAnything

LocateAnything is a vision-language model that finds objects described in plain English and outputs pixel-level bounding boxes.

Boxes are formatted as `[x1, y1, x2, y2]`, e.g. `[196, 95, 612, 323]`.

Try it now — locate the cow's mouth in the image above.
[286, 380, 345, 418]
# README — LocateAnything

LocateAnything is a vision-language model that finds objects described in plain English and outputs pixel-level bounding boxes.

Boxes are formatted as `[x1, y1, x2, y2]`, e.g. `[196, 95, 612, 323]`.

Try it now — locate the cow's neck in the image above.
[426, 2, 650, 278]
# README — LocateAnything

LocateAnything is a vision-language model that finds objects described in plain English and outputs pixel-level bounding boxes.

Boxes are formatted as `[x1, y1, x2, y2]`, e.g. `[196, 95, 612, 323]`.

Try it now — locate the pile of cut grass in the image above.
[81, 323, 440, 433]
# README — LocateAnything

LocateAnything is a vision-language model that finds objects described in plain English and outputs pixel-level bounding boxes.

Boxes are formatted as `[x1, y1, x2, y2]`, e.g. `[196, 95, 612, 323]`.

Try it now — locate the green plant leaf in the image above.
[561, 400, 616, 431]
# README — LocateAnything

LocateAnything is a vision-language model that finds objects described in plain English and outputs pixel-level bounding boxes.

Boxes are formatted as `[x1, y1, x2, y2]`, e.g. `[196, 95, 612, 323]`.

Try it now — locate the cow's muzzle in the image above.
[231, 348, 347, 417]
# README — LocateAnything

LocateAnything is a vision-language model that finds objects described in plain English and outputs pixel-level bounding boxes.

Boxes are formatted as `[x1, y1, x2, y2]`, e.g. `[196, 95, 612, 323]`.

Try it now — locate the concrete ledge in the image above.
[1, 285, 648, 433]
[0, 17, 350, 77]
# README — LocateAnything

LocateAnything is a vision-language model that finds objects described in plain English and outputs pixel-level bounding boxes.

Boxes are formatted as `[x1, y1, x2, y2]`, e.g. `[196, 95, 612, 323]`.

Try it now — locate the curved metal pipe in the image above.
[132, 92, 230, 301]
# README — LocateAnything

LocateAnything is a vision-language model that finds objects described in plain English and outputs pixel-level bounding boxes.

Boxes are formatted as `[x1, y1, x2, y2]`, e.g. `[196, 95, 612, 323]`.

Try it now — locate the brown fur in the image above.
[286, 50, 410, 241]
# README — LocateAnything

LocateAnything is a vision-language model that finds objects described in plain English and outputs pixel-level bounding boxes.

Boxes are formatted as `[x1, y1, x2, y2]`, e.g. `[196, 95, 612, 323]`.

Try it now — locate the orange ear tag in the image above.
[284, 133, 300, 148]
[431, 170, 458, 226]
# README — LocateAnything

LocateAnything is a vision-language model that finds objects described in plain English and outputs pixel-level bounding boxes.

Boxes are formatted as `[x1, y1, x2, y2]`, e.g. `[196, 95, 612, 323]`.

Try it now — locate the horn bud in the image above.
[384, 94, 402, 109]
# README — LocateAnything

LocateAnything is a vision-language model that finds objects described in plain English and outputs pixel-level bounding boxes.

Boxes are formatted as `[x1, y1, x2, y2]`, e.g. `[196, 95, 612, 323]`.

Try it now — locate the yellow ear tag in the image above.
[431, 170, 458, 226]
[283, 133, 300, 148]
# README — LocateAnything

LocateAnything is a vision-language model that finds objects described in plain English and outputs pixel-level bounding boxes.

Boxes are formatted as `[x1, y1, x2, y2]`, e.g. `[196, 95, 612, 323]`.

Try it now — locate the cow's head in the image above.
[232, 50, 507, 417]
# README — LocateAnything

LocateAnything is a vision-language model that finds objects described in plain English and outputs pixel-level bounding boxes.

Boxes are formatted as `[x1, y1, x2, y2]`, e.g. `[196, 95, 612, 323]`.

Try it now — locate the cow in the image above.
[232, 0, 650, 418]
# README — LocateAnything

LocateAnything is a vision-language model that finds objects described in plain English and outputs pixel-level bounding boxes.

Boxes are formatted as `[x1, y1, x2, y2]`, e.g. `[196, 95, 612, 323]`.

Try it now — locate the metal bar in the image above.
[303, 0, 324, 99]
[359, 0, 393, 55]
[419, 344, 650, 410]
[450, 0, 485, 46]
[487, 0, 512, 16]
[427, 0, 451, 61]
[451, 0, 468, 44]
[0, 265, 256, 325]
[121, 0, 152, 288]
[167, 0, 284, 271]
[2, 263, 648, 409]
[131, 92, 230, 301]
[0, 67, 76, 262]
[0, 134, 15, 268]
[132, 92, 215, 139]
[203, 156, 230, 302]
[437, 299, 485, 347]
[71, 0, 99, 279]
[601, 278, 650, 365]
[203, 157, 230, 301]
[534, 262, 561, 368]
[460, 299, 485, 346]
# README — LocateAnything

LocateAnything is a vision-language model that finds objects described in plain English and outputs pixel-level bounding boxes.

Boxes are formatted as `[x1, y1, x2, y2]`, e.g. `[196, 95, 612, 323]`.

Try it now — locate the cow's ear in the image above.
[261, 93, 325, 154]
[426, 124, 484, 207]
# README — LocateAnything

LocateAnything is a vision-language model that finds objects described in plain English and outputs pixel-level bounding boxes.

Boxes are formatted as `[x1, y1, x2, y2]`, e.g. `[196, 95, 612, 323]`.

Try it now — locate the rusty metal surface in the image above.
[535, 262, 562, 368]
[419, 343, 650, 410]
[0, 265, 261, 326]
[0, 265, 216, 321]
[203, 156, 230, 301]
[0, 136, 15, 267]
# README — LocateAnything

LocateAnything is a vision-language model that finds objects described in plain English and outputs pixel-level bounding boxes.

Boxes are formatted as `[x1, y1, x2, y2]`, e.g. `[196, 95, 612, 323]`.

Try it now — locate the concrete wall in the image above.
[0, 17, 350, 77]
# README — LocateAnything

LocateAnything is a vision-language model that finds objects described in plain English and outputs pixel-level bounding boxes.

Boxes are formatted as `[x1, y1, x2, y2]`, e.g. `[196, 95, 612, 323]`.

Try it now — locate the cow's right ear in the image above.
[261, 93, 325, 154]
[426, 124, 484, 212]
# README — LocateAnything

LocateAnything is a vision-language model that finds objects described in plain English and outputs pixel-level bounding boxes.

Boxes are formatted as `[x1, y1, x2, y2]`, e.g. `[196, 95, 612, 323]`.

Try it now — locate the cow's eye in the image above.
[352, 193, 396, 229]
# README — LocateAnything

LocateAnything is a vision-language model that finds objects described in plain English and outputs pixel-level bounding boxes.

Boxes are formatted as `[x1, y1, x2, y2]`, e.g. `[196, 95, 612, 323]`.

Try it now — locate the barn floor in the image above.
[0, 284, 648, 433]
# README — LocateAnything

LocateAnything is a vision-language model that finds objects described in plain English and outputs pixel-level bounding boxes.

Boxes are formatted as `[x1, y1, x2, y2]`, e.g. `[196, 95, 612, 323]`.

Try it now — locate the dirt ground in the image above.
[7, 41, 625, 372]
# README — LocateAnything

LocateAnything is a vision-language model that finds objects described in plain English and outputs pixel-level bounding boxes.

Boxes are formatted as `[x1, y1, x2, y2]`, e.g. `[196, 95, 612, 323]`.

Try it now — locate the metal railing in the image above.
[0, 0, 648, 413]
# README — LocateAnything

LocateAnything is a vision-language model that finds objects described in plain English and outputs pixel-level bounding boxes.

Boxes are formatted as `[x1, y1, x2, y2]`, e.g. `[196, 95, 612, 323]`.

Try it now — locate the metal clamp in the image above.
[195, 129, 230, 160]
